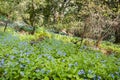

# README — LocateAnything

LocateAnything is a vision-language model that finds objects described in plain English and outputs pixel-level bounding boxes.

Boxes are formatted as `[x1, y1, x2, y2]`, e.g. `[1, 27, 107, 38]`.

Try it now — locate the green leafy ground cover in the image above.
[0, 28, 120, 80]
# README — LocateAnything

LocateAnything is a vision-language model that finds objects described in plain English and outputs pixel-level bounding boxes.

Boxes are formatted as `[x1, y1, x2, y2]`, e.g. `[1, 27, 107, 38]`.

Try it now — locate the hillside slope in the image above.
[0, 28, 120, 80]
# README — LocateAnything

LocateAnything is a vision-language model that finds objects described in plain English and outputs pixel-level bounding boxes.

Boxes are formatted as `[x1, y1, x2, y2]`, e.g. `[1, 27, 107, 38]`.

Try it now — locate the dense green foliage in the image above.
[0, 28, 120, 80]
[0, 0, 120, 79]
[0, 0, 120, 40]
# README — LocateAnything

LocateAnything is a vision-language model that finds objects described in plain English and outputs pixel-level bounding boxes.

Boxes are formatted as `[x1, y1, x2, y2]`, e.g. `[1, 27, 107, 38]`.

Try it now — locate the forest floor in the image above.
[0, 27, 120, 80]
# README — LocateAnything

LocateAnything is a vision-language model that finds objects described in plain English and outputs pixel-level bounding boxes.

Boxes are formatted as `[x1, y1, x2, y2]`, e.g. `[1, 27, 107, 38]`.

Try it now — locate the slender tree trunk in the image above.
[96, 31, 109, 47]
[113, 20, 120, 43]
[4, 22, 8, 32]
[95, 35, 103, 48]
[30, 0, 35, 35]
[80, 24, 87, 46]
[31, 26, 35, 35]
[114, 27, 120, 43]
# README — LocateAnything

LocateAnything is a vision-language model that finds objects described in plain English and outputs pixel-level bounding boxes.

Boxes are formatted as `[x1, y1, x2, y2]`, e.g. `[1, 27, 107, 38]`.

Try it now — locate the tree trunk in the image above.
[95, 36, 103, 48]
[96, 32, 109, 47]
[30, 0, 35, 35]
[114, 27, 120, 43]
[4, 22, 7, 32]
[80, 23, 88, 46]
[31, 26, 35, 35]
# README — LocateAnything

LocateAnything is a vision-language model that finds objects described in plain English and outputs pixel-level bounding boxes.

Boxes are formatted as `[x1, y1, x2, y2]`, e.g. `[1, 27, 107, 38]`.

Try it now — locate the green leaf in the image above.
[87, 74, 95, 78]
[44, 76, 49, 80]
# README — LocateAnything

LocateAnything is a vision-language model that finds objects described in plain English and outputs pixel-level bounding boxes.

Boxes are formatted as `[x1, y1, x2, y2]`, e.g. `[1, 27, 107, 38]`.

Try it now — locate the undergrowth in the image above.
[0, 27, 120, 80]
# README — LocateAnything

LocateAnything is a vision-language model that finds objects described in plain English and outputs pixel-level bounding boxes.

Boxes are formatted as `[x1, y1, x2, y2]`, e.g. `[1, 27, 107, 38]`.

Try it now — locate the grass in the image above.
[0, 27, 120, 80]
